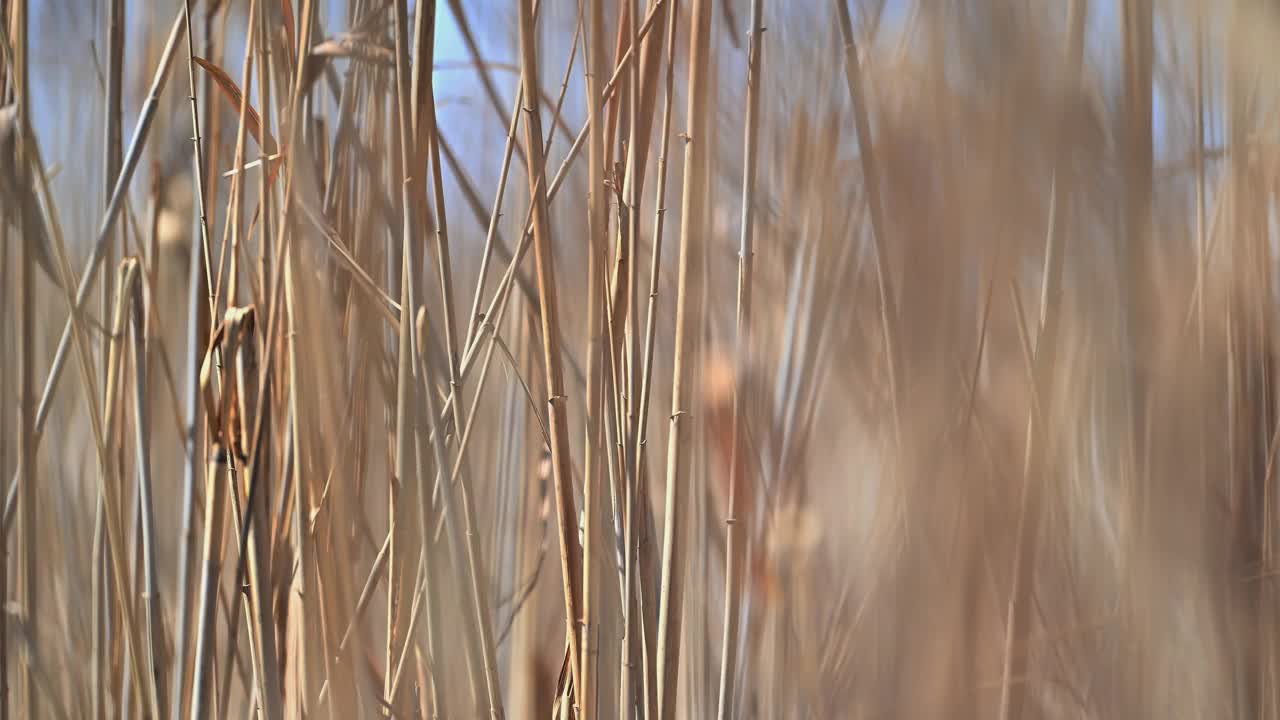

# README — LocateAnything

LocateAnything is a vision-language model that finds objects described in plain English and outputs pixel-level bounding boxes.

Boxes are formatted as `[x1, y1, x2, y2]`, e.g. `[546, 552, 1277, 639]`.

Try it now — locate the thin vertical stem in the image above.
[182, 0, 216, 319]
[650, 0, 691, 712]
[188, 449, 229, 720]
[254, 0, 274, 319]
[13, 0, 34, 712]
[517, 0, 586, 704]
[414, 5, 505, 714]
[99, 2, 124, 717]
[717, 0, 766, 716]
[654, 0, 697, 715]
[128, 265, 167, 716]
[389, 0, 424, 715]
[170, 0, 247, 710]
[8, 10, 187, 534]
[582, 0, 609, 714]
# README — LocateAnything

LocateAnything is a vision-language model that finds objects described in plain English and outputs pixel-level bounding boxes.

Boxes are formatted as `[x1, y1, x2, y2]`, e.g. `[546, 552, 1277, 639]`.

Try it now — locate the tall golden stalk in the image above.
[518, 0, 586, 706]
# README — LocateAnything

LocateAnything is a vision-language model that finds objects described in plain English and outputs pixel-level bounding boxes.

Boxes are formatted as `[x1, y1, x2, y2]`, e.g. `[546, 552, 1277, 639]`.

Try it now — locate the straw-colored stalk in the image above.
[656, 0, 707, 715]
[517, 0, 586, 706]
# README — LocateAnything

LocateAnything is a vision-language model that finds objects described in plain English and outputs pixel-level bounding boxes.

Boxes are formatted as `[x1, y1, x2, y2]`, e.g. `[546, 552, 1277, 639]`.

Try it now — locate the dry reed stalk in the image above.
[127, 262, 168, 716]
[518, 0, 586, 707]
[252, 0, 275, 318]
[182, 0, 217, 325]
[459, 77, 526, 353]
[4, 11, 188, 538]
[622, 1, 667, 711]
[6, 9, 136, 712]
[200, 2, 228, 298]
[450, 0, 667, 387]
[98, 261, 155, 716]
[388, 0, 430, 715]
[237, 391, 283, 720]
[656, 0, 707, 714]
[239, 7, 312, 719]
[12, 3, 33, 714]
[633, 0, 680, 590]
[98, 5, 124, 713]
[581, 0, 609, 715]
[101, 0, 124, 471]
[14, 1, 1279, 717]
[282, 249, 307, 719]
[230, 0, 261, 318]
[202, 315, 251, 720]
[187, 444, 230, 720]
[0, 110, 8, 720]
[170, 195, 206, 720]
[168, 0, 242, 705]
[614, 10, 640, 701]
[413, 5, 506, 716]
[255, 0, 322, 713]
[717, 0, 766, 716]
[213, 310, 270, 718]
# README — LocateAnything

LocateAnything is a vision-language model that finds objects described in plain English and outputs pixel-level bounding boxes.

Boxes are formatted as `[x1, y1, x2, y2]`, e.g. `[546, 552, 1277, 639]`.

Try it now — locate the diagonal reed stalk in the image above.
[4, 10, 189, 536]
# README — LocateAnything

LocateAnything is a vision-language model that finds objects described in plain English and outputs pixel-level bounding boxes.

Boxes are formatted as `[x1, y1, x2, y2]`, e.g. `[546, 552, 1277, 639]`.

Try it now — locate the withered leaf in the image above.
[193, 56, 284, 185]
[193, 56, 278, 152]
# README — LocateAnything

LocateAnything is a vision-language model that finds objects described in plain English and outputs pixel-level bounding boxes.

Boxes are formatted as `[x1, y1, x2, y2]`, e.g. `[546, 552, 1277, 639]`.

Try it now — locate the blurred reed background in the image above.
[2, 0, 1278, 717]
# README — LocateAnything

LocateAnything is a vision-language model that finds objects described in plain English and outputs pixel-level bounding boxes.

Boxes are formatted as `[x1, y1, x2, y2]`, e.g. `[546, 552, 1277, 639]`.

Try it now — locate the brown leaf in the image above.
[193, 57, 284, 185]
[193, 56, 277, 152]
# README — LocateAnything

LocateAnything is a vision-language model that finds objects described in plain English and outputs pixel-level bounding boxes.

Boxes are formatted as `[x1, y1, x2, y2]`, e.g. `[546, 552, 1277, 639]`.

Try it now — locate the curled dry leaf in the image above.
[192, 56, 285, 186]
[193, 57, 273, 150]
[199, 305, 258, 459]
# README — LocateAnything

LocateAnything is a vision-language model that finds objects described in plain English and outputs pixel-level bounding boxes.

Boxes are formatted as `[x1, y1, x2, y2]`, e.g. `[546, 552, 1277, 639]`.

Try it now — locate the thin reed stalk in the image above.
[5, 11, 188, 532]
[388, 0, 428, 715]
[717, 0, 766, 716]
[13, 2, 34, 713]
[581, 0, 610, 714]
[656, 0, 704, 714]
[518, 0, 586, 705]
